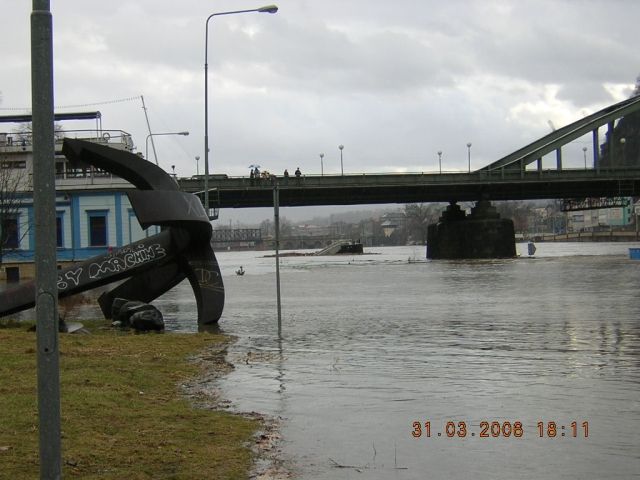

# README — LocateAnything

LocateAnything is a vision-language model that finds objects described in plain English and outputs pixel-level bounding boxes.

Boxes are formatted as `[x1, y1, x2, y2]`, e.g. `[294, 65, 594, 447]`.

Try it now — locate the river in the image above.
[5, 242, 640, 479]
[162, 242, 640, 479]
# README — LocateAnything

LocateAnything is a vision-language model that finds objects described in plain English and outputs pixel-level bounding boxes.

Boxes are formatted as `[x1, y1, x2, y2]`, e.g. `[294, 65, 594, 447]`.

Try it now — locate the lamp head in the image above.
[258, 4, 278, 13]
[179, 131, 190, 136]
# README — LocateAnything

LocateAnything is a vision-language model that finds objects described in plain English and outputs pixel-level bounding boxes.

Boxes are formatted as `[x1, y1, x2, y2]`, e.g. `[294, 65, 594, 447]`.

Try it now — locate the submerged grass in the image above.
[0, 320, 259, 479]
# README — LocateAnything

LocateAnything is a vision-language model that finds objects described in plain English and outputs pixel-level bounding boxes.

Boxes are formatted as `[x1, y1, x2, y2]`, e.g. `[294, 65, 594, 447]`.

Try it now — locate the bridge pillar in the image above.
[427, 200, 516, 259]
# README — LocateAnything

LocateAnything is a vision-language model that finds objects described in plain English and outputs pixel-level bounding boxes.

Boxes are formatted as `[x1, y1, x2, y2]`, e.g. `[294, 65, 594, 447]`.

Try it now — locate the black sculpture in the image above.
[0, 139, 224, 325]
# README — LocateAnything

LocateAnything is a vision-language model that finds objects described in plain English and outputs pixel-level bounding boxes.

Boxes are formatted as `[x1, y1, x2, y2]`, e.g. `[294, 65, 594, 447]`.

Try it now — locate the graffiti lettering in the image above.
[57, 267, 84, 290]
[88, 244, 166, 279]
[194, 267, 220, 288]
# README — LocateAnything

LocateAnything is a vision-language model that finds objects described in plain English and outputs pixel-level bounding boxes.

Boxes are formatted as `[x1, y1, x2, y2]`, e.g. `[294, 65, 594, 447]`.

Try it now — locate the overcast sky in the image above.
[1, 0, 638, 222]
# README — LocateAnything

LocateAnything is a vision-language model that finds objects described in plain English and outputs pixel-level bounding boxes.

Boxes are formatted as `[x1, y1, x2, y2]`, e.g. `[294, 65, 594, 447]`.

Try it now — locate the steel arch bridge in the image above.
[180, 95, 640, 209]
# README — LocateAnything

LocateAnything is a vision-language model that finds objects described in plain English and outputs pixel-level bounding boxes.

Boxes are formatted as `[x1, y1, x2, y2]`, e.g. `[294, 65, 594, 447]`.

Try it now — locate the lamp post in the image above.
[338, 144, 344, 175]
[319, 153, 324, 176]
[145, 131, 189, 166]
[582, 146, 587, 170]
[195, 155, 200, 176]
[204, 5, 278, 219]
[437, 150, 442, 174]
[466, 142, 472, 173]
[620, 137, 626, 165]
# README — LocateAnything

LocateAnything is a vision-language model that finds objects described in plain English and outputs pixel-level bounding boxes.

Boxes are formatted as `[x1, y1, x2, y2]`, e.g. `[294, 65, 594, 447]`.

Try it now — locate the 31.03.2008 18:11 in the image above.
[411, 420, 589, 439]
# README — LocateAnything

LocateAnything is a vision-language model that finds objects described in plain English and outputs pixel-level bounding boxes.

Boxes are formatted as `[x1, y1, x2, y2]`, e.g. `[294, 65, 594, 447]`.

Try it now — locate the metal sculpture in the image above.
[0, 138, 224, 325]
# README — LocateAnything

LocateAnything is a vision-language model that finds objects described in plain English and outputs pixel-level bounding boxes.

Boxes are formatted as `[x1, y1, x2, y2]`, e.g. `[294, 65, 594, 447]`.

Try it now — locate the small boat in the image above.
[236, 266, 245, 276]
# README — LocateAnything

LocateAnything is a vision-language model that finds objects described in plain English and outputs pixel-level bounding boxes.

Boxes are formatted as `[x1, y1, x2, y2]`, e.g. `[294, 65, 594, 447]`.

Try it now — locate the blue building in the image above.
[1, 118, 160, 280]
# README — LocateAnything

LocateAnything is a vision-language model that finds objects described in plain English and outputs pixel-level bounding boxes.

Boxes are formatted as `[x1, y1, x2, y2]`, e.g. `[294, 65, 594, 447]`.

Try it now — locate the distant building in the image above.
[0, 116, 159, 280]
[380, 211, 406, 237]
[567, 202, 634, 232]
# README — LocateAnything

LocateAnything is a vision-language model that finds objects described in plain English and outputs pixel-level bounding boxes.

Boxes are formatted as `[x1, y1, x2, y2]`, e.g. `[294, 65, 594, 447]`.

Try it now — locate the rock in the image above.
[111, 298, 142, 323]
[110, 298, 164, 331]
[129, 307, 164, 331]
[114, 300, 147, 325]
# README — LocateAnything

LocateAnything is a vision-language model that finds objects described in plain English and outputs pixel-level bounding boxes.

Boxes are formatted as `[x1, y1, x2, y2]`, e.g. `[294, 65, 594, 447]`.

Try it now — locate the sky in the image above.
[1, 0, 638, 223]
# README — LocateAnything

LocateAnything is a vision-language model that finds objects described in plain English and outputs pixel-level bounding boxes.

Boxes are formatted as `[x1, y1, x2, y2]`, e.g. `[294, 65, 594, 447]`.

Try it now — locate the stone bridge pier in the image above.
[427, 200, 516, 259]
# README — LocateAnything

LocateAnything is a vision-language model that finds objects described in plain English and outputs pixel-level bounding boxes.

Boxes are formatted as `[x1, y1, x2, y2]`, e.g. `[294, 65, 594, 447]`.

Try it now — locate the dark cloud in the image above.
[1, 0, 638, 181]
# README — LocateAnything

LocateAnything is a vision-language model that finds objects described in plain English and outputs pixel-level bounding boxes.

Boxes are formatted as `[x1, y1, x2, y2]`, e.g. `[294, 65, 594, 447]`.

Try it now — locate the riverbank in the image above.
[0, 320, 273, 479]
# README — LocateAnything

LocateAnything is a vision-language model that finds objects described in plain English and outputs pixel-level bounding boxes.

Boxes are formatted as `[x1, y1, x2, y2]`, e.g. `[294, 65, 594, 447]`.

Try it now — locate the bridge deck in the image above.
[179, 168, 640, 209]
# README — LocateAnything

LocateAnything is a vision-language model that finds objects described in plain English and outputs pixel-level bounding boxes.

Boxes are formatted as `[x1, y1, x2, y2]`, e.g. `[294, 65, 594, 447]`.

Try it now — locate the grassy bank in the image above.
[0, 321, 260, 479]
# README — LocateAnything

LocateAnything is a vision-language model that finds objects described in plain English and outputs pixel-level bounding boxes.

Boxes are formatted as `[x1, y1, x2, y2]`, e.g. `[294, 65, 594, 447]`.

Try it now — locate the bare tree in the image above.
[0, 163, 29, 265]
[404, 203, 441, 244]
[14, 121, 65, 143]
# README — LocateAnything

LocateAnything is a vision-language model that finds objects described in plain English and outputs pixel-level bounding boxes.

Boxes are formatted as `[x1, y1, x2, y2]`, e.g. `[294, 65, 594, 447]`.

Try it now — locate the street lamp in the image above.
[320, 153, 324, 176]
[466, 142, 472, 173]
[195, 156, 200, 176]
[437, 150, 442, 174]
[204, 5, 278, 219]
[339, 144, 344, 175]
[145, 131, 189, 166]
[582, 146, 587, 170]
[620, 137, 626, 165]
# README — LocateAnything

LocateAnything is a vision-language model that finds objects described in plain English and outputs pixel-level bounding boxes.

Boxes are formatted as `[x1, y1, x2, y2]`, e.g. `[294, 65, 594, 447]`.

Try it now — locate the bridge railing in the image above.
[180, 166, 640, 191]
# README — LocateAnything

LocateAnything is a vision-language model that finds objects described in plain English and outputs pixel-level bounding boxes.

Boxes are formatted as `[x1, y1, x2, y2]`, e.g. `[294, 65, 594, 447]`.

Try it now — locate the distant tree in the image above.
[404, 203, 441, 244]
[279, 217, 293, 237]
[495, 200, 536, 233]
[0, 164, 29, 265]
[599, 75, 640, 168]
[14, 122, 65, 142]
[260, 218, 273, 237]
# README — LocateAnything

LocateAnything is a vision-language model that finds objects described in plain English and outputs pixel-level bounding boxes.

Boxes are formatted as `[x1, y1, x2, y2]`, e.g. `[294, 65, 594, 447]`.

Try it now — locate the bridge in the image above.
[178, 95, 640, 210]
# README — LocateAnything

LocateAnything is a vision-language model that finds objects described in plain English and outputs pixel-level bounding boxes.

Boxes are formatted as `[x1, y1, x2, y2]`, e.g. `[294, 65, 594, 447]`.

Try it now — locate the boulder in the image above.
[129, 307, 164, 331]
[111, 299, 164, 331]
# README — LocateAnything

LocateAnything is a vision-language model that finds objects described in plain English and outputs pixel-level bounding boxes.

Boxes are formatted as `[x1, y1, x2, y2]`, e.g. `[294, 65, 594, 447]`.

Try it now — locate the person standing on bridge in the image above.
[284, 169, 289, 185]
[295, 167, 301, 185]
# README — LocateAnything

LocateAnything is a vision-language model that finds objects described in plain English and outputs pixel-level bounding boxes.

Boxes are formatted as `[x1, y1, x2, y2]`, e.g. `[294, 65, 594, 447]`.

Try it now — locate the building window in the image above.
[87, 211, 108, 247]
[56, 214, 64, 248]
[2, 217, 19, 249]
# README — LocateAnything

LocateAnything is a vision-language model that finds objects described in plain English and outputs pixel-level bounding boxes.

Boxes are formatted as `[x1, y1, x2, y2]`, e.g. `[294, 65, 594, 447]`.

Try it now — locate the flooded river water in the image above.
[163, 242, 640, 479]
[6, 242, 640, 478]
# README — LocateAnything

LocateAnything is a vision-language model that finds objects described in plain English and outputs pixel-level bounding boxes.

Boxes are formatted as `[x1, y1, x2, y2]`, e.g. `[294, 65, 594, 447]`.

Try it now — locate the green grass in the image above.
[0, 321, 259, 479]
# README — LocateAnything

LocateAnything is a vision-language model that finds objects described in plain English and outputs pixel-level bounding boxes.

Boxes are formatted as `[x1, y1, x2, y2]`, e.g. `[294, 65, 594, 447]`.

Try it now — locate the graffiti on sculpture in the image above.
[0, 139, 224, 325]
[87, 244, 166, 279]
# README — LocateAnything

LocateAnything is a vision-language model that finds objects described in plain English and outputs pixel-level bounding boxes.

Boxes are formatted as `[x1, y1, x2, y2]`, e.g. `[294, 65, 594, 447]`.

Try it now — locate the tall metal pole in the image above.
[437, 150, 442, 174]
[273, 182, 282, 336]
[140, 95, 159, 165]
[31, 1, 61, 477]
[319, 153, 324, 176]
[467, 142, 472, 173]
[204, 5, 278, 219]
[339, 144, 344, 175]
